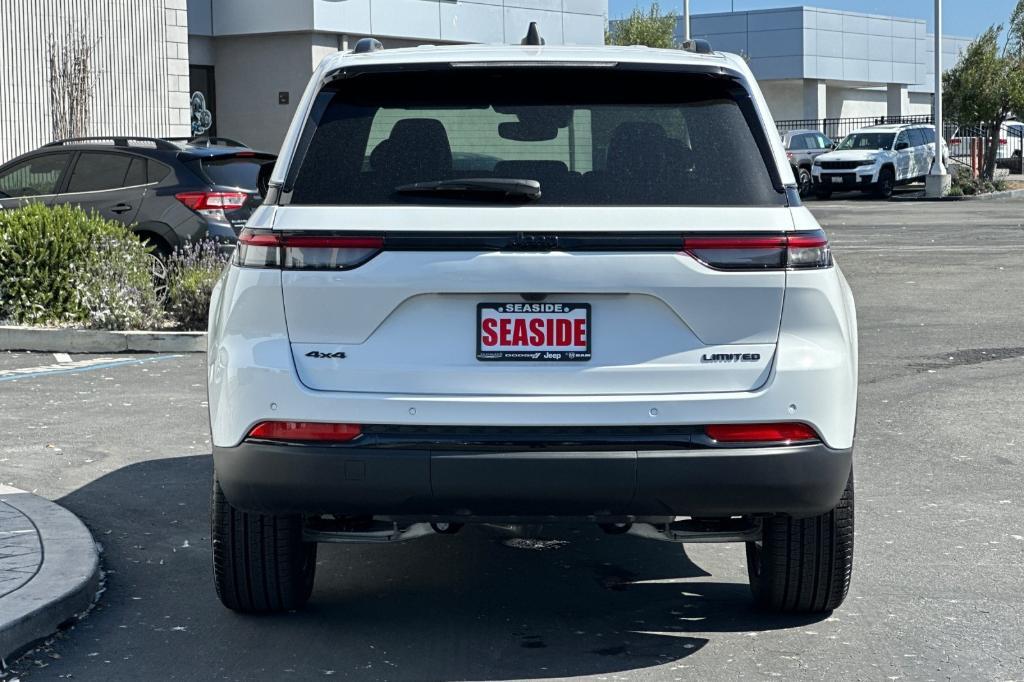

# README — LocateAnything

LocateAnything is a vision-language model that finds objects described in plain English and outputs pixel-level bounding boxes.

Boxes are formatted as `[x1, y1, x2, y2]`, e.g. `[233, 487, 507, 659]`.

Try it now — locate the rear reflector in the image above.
[682, 230, 831, 270]
[233, 229, 383, 270]
[705, 423, 819, 444]
[247, 421, 362, 442]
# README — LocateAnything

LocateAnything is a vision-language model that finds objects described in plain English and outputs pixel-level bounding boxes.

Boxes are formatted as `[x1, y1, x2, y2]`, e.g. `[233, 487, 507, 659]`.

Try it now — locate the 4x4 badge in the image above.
[305, 351, 347, 359]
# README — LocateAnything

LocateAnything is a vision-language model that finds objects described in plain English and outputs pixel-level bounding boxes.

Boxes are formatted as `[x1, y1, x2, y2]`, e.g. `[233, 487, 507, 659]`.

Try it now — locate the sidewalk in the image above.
[0, 485, 99, 664]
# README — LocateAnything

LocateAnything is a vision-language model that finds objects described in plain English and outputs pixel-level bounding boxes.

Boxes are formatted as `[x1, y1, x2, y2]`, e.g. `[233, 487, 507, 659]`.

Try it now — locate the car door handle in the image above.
[110, 203, 133, 214]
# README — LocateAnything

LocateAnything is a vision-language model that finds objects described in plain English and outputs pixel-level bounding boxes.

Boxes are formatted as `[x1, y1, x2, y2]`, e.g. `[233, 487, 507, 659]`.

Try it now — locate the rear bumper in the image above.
[214, 439, 853, 520]
[812, 172, 875, 189]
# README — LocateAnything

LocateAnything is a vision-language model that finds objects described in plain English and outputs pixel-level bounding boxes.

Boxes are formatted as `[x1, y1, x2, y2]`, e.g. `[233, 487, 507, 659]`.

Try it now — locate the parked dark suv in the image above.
[781, 129, 833, 197]
[0, 136, 275, 254]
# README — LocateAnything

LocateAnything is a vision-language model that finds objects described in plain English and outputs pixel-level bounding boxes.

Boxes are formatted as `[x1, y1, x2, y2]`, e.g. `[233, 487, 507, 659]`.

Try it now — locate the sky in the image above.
[608, 0, 1020, 37]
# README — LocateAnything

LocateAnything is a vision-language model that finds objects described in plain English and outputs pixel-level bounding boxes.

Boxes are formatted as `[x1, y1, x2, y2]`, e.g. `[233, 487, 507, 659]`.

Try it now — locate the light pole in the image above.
[926, 0, 951, 196]
[684, 0, 691, 42]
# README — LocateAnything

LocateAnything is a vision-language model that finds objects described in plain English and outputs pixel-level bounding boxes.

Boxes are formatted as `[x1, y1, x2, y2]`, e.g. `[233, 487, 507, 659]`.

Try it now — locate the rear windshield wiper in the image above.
[395, 178, 541, 202]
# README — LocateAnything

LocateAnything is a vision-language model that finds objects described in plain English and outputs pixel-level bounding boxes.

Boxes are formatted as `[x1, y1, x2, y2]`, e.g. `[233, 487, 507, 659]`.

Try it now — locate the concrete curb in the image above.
[0, 485, 100, 663]
[0, 326, 206, 353]
[891, 188, 1024, 202]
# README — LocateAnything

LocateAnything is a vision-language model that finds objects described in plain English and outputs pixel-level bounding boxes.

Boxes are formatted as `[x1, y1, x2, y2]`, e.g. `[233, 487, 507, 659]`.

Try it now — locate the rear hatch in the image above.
[185, 150, 275, 230]
[260, 64, 819, 397]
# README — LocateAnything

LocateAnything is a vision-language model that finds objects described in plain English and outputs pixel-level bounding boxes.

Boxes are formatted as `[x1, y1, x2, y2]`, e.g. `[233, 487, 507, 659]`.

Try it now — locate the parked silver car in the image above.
[781, 129, 834, 197]
[782, 129, 831, 196]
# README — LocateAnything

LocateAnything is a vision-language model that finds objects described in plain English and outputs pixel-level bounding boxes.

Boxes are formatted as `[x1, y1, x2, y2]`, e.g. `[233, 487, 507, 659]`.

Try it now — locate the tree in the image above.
[943, 0, 1024, 180]
[607, 3, 677, 49]
[48, 28, 95, 141]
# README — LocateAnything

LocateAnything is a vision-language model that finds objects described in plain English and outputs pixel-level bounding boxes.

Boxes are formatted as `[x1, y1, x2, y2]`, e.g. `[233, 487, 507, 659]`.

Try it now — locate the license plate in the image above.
[477, 302, 591, 361]
[831, 176, 844, 184]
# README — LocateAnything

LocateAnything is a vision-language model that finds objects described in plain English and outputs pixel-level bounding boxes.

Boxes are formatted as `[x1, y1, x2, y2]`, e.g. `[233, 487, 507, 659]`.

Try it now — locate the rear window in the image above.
[198, 156, 269, 190]
[287, 68, 785, 207]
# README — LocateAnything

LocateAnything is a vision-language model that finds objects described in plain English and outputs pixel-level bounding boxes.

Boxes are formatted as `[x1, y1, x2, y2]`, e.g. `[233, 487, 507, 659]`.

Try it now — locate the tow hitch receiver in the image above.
[627, 517, 763, 543]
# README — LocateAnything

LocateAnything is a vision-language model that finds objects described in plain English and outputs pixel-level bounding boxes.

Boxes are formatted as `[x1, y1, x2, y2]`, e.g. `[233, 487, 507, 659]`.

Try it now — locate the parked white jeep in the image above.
[811, 123, 946, 199]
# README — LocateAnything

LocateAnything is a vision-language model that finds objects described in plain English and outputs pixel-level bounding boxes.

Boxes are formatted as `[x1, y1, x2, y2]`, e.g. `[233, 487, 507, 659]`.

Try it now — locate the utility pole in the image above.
[926, 0, 950, 197]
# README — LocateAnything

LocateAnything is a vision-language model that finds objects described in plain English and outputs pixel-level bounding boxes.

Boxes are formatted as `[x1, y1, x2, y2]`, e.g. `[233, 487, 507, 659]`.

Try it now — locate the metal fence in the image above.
[775, 115, 934, 142]
[775, 115, 1023, 175]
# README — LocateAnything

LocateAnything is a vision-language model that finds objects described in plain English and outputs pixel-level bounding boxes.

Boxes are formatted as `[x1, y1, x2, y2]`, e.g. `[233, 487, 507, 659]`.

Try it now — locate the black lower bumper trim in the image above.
[214, 439, 853, 519]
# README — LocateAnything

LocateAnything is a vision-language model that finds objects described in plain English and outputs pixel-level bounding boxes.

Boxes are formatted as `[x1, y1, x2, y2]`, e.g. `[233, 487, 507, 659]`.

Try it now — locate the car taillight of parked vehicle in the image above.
[681, 230, 832, 270]
[175, 191, 249, 222]
[233, 229, 384, 270]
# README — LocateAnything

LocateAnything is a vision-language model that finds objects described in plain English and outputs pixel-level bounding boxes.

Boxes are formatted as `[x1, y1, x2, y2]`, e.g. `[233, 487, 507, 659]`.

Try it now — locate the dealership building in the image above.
[681, 6, 973, 123]
[2, 2, 974, 163]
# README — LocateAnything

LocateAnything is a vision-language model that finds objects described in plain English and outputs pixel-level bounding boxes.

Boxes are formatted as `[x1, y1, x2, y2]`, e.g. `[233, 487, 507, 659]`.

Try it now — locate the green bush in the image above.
[165, 239, 228, 331]
[0, 204, 162, 328]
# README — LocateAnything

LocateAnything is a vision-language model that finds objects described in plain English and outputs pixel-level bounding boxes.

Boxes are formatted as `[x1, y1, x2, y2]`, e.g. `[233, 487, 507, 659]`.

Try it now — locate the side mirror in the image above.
[256, 161, 275, 197]
[895, 142, 910, 151]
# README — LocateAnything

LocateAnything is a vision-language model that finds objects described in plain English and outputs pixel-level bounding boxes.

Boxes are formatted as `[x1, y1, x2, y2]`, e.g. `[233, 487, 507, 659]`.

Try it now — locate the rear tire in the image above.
[211, 477, 317, 613]
[797, 167, 813, 197]
[745, 472, 854, 613]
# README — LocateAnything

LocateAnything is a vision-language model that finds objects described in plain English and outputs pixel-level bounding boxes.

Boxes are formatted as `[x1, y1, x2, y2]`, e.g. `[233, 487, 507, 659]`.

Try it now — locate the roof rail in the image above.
[353, 37, 383, 54]
[44, 136, 181, 150]
[681, 39, 713, 54]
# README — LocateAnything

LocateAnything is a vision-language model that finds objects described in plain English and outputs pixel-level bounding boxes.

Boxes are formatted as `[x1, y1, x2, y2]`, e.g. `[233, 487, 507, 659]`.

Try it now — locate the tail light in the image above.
[786, 151, 794, 159]
[705, 423, 819, 444]
[175, 191, 248, 222]
[247, 421, 362, 443]
[233, 229, 383, 270]
[682, 230, 831, 270]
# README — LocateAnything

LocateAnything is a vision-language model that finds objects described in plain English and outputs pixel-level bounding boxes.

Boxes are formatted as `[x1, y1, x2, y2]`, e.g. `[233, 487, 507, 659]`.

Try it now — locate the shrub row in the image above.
[0, 204, 227, 331]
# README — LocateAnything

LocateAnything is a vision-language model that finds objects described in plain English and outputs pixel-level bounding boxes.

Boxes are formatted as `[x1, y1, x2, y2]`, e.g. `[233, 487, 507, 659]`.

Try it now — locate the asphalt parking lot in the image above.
[2, 198, 1023, 681]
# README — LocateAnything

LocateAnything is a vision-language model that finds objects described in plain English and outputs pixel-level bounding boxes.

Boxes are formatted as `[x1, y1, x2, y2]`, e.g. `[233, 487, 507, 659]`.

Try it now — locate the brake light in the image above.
[247, 421, 362, 442]
[233, 229, 384, 269]
[705, 423, 819, 444]
[682, 230, 831, 270]
[175, 191, 248, 222]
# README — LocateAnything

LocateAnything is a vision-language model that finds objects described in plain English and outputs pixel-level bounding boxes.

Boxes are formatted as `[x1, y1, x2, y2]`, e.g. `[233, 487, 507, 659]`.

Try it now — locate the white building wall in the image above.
[0, 0, 190, 163]
[827, 86, 887, 118]
[759, 81, 807, 122]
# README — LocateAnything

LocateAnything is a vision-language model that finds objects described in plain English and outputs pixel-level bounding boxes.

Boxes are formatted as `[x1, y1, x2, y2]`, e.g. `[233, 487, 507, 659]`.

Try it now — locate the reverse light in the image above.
[681, 230, 831, 270]
[175, 191, 248, 222]
[705, 423, 819, 444]
[233, 229, 383, 270]
[247, 421, 362, 442]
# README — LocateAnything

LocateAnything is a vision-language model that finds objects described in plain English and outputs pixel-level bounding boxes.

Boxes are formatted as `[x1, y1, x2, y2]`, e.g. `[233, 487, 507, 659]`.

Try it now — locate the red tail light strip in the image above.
[233, 230, 830, 270]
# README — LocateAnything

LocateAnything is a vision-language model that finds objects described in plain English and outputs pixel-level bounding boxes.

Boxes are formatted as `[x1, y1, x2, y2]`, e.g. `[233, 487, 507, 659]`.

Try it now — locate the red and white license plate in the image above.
[477, 302, 591, 361]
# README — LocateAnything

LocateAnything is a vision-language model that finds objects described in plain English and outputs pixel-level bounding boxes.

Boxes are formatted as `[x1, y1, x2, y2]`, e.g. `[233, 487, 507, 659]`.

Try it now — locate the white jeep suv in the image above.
[207, 34, 858, 615]
[812, 123, 945, 198]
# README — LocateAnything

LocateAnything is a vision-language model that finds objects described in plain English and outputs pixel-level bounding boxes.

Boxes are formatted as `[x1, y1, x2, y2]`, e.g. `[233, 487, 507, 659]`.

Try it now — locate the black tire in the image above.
[814, 185, 832, 199]
[797, 167, 813, 197]
[211, 477, 317, 613]
[745, 472, 854, 613]
[874, 167, 895, 198]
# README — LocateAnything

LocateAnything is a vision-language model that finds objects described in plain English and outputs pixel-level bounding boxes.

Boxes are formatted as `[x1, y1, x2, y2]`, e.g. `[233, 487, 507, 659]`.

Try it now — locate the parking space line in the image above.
[0, 355, 183, 382]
